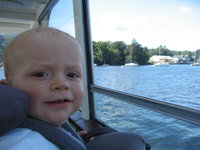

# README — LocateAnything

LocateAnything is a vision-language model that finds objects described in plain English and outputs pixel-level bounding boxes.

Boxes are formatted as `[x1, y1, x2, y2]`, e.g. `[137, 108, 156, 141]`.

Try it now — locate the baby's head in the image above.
[2, 27, 84, 125]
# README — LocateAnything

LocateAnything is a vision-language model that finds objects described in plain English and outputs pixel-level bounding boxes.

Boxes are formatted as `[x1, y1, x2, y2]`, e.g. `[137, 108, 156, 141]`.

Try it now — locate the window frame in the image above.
[80, 0, 200, 126]
[40, 0, 200, 126]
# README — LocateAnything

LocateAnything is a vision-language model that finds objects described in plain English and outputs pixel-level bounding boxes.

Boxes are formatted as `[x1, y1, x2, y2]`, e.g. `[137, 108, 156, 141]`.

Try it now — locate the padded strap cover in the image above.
[19, 117, 87, 150]
[0, 85, 29, 135]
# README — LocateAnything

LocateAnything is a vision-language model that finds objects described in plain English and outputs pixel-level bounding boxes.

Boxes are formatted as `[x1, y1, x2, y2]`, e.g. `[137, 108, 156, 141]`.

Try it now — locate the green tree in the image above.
[160, 48, 172, 56]
[149, 48, 158, 57]
[0, 35, 5, 63]
[0, 34, 15, 63]
[126, 43, 149, 65]
[0, 50, 3, 63]
[0, 35, 5, 51]
[92, 41, 110, 65]
[108, 47, 119, 65]
[195, 49, 200, 61]
[171, 50, 182, 56]
[110, 41, 127, 65]
[92, 41, 102, 65]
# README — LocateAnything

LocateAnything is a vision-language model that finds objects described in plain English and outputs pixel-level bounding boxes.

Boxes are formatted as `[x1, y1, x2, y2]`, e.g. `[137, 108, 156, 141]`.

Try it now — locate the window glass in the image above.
[94, 93, 200, 150]
[90, 1, 200, 149]
[0, 35, 16, 65]
[90, 0, 200, 109]
[0, 34, 15, 79]
[0, 0, 75, 84]
[49, 0, 75, 37]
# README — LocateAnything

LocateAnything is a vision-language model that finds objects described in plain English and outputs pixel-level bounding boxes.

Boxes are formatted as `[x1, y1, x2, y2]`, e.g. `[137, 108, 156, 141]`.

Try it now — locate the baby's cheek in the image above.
[24, 88, 45, 101]
[26, 88, 46, 116]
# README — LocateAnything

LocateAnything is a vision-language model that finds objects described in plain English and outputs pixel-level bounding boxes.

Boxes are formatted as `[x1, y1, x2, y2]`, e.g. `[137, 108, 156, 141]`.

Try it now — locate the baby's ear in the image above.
[0, 79, 9, 85]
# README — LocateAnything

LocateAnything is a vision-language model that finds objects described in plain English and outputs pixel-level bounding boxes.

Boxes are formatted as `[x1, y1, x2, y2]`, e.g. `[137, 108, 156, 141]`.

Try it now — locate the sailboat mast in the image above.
[159, 46, 161, 55]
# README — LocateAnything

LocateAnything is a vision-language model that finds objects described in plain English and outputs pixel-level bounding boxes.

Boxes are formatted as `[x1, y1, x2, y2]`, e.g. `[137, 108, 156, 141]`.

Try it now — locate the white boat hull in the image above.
[124, 63, 138, 66]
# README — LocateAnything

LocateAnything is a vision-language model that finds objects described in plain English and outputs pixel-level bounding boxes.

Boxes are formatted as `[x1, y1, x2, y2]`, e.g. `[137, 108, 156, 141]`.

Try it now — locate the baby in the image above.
[0, 27, 86, 149]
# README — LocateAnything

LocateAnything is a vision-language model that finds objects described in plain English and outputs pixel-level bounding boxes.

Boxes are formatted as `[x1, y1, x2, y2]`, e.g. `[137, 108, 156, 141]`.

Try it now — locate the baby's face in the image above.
[9, 33, 84, 125]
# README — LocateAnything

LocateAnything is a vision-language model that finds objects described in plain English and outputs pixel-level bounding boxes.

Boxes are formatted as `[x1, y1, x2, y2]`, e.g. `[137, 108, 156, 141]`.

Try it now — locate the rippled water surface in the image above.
[94, 65, 200, 109]
[93, 65, 200, 150]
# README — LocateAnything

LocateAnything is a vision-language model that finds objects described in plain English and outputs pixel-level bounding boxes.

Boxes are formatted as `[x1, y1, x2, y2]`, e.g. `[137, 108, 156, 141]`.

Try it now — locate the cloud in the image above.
[180, 6, 192, 13]
[103, 12, 147, 31]
[90, 10, 200, 51]
[90, 12, 148, 43]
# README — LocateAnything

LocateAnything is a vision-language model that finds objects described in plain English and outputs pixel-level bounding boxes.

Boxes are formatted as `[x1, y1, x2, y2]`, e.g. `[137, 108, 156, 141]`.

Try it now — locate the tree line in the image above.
[93, 41, 200, 66]
[0, 35, 15, 63]
[0, 34, 200, 65]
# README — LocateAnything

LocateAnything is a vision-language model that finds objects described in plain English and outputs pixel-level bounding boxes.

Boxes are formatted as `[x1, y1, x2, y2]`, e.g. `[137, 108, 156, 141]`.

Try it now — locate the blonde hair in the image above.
[3, 27, 78, 80]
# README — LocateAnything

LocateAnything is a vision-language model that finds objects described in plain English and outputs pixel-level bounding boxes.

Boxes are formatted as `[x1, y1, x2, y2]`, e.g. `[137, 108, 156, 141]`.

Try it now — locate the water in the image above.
[1, 66, 199, 149]
[94, 65, 200, 110]
[93, 65, 200, 150]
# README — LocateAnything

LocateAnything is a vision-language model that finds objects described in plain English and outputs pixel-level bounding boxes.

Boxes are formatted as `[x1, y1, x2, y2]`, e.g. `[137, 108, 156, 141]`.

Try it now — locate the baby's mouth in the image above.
[46, 99, 71, 104]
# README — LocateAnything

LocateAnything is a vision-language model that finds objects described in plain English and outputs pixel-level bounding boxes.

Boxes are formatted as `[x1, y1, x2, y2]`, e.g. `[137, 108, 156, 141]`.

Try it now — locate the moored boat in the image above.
[191, 62, 200, 66]
[124, 62, 138, 66]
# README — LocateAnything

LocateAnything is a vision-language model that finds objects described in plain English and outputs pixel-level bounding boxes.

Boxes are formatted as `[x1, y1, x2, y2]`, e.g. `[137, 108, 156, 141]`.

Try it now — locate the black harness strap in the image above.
[61, 122, 83, 142]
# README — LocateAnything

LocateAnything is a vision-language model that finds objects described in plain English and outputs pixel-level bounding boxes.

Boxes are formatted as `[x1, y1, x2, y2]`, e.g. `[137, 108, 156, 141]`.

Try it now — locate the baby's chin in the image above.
[41, 117, 68, 126]
[28, 113, 69, 126]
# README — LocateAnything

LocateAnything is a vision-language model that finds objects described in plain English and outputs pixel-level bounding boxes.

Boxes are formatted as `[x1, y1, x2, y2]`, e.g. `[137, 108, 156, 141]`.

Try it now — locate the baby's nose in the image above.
[51, 77, 69, 91]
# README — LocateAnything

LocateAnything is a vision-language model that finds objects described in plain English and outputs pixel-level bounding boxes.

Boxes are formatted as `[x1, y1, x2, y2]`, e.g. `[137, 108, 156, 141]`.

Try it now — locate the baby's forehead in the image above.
[14, 29, 78, 50]
[20, 29, 74, 43]
[3, 28, 82, 80]
[6, 31, 77, 65]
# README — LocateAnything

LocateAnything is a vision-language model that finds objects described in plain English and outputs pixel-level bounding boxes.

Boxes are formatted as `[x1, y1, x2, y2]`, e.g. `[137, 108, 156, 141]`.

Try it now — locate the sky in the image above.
[49, 0, 200, 51]
[89, 0, 200, 51]
[49, 0, 75, 36]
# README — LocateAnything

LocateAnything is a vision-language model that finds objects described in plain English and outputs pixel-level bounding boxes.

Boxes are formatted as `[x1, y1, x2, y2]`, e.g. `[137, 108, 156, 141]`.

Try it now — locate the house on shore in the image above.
[149, 55, 172, 64]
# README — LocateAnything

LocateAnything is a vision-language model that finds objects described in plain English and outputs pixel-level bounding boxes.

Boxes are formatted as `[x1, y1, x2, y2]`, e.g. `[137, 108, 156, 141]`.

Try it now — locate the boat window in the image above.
[94, 92, 200, 150]
[89, 0, 200, 109]
[0, 0, 52, 71]
[89, 0, 200, 149]
[48, 0, 75, 37]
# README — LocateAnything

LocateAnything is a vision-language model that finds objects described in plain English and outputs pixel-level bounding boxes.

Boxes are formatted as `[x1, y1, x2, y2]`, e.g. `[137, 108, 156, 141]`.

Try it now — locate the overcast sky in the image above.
[89, 0, 200, 51]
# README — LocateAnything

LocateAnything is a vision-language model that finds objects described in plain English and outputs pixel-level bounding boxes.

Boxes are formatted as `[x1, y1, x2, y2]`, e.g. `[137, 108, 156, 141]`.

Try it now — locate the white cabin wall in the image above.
[73, 0, 90, 120]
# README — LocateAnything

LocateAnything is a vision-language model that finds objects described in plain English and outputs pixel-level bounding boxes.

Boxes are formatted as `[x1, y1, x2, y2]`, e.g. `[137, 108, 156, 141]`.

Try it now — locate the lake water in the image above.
[93, 65, 200, 150]
[1, 65, 200, 150]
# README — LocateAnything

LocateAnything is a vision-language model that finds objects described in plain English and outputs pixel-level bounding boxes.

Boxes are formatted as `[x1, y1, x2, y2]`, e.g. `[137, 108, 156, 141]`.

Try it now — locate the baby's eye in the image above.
[32, 72, 49, 78]
[67, 72, 79, 79]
